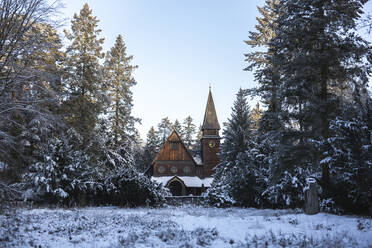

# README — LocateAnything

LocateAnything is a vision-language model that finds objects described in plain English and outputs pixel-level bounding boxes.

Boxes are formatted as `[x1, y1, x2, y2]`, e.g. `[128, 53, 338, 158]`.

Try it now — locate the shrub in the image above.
[104, 166, 168, 207]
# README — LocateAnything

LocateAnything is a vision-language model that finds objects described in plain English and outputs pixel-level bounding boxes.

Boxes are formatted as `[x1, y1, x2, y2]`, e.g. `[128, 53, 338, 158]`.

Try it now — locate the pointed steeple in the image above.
[202, 87, 220, 130]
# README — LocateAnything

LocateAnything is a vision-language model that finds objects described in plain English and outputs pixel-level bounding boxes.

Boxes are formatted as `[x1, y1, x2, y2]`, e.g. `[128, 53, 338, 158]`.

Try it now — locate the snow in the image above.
[192, 155, 203, 165]
[202, 177, 214, 187]
[151, 176, 214, 187]
[320, 156, 332, 164]
[1, 206, 371, 247]
[0, 162, 7, 172]
[152, 176, 176, 185]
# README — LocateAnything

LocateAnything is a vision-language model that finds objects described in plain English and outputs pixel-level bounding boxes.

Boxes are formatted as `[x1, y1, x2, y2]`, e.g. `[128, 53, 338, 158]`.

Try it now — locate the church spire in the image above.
[202, 87, 220, 130]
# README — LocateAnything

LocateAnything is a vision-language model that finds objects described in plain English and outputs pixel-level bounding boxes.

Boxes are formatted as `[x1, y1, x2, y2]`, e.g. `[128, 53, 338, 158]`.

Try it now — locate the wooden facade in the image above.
[153, 131, 200, 177]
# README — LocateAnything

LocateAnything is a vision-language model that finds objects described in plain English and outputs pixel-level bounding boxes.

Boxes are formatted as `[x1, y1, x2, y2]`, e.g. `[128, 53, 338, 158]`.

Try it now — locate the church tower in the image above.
[201, 87, 220, 177]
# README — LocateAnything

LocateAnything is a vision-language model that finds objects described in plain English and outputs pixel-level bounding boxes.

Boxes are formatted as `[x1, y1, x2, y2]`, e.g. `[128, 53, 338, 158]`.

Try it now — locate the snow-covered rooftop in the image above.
[151, 176, 213, 188]
[192, 155, 203, 165]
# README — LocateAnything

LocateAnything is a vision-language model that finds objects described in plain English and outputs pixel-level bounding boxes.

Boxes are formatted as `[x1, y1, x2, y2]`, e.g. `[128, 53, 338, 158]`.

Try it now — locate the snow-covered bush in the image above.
[104, 166, 168, 207]
[91, 140, 168, 207]
[206, 149, 269, 208]
[23, 129, 101, 205]
[231, 150, 270, 207]
[204, 181, 235, 207]
[262, 168, 308, 209]
[320, 198, 344, 215]
[320, 117, 372, 215]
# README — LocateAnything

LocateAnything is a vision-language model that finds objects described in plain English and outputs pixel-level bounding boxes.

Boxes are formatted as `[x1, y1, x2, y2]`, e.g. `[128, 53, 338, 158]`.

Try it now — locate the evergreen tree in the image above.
[245, 0, 282, 134]
[244, 0, 279, 70]
[182, 116, 196, 151]
[103, 34, 139, 149]
[250, 102, 263, 132]
[269, 0, 371, 187]
[132, 130, 145, 172]
[173, 119, 183, 138]
[197, 125, 203, 141]
[320, 113, 372, 214]
[136, 127, 159, 173]
[207, 89, 260, 206]
[146, 126, 159, 153]
[62, 3, 105, 143]
[23, 129, 100, 205]
[195, 124, 203, 151]
[220, 89, 253, 165]
[144, 126, 159, 169]
[156, 117, 173, 148]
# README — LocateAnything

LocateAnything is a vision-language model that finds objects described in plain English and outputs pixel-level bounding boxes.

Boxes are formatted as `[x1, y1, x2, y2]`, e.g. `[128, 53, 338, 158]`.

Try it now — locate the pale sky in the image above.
[60, 0, 372, 140]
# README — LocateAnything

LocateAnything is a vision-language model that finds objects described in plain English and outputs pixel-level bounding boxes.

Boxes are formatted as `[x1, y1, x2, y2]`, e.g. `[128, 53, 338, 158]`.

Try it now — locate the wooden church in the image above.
[151, 88, 221, 196]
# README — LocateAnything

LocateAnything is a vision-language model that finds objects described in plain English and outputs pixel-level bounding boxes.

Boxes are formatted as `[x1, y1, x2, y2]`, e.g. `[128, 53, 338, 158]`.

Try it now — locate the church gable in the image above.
[153, 131, 197, 177]
[154, 131, 195, 162]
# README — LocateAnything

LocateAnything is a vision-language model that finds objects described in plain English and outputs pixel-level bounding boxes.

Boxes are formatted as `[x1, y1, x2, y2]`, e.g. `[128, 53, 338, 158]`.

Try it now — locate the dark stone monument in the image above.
[304, 178, 319, 215]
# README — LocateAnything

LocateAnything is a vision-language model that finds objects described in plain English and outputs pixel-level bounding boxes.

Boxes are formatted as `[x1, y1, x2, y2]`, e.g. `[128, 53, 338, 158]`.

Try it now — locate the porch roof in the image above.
[151, 176, 213, 188]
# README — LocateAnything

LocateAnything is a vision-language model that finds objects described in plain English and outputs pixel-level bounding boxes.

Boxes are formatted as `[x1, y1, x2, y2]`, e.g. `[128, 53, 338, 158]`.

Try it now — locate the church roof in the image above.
[153, 130, 197, 165]
[202, 87, 220, 130]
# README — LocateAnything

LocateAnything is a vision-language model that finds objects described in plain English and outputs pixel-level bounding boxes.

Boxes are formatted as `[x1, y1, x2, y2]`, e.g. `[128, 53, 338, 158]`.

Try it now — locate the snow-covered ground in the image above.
[1, 205, 371, 247]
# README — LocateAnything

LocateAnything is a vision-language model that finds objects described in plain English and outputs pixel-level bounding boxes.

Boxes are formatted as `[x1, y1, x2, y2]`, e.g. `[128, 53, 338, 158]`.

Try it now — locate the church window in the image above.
[171, 166, 178, 173]
[170, 142, 179, 150]
[158, 166, 165, 173]
[183, 166, 190, 174]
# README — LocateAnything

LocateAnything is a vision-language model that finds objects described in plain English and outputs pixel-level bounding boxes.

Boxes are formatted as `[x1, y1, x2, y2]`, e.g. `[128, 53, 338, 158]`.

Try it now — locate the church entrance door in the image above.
[168, 181, 183, 196]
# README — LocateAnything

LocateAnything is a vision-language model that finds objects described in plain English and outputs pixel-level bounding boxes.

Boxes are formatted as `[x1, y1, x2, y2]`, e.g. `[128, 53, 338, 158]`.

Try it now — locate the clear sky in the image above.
[60, 0, 372, 140]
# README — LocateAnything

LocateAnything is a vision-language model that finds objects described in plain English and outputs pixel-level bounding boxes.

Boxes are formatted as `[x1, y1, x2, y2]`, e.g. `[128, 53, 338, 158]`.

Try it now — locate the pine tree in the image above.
[319, 108, 372, 214]
[132, 130, 145, 172]
[62, 3, 105, 143]
[103, 34, 139, 150]
[244, 0, 279, 70]
[207, 88, 259, 206]
[182, 116, 197, 151]
[141, 126, 159, 172]
[269, 0, 371, 187]
[23, 129, 99, 205]
[156, 117, 173, 148]
[146, 126, 159, 153]
[250, 103, 263, 132]
[245, 0, 282, 134]
[173, 119, 183, 138]
[221, 89, 253, 164]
